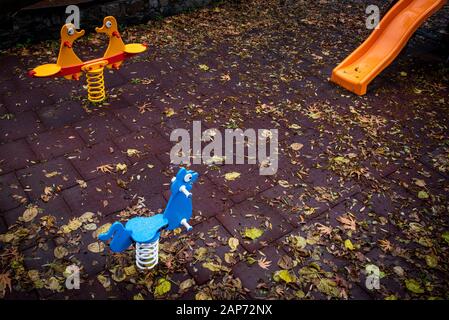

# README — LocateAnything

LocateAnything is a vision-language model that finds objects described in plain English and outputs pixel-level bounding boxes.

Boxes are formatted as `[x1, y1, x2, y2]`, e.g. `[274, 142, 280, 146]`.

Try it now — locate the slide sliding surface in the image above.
[331, 0, 447, 96]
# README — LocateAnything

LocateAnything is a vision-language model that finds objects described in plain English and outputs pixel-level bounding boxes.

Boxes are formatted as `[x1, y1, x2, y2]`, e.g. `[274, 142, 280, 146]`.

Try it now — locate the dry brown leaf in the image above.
[337, 215, 356, 231]
[257, 257, 272, 270]
[96, 164, 114, 173]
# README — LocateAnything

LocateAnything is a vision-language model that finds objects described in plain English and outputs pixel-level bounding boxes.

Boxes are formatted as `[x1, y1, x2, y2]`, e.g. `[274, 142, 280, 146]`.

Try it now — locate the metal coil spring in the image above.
[85, 68, 106, 103]
[135, 240, 159, 270]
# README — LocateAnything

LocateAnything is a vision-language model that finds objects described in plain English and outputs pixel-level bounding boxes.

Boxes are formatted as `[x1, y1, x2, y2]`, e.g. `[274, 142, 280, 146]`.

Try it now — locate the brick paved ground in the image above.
[0, 0, 448, 300]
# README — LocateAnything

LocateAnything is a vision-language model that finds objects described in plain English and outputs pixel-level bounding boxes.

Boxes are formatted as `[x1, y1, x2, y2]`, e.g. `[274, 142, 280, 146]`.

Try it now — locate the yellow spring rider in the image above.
[29, 16, 147, 103]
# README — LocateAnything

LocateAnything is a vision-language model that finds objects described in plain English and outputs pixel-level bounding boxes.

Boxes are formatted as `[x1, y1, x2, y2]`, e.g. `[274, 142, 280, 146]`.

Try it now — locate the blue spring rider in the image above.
[99, 167, 199, 270]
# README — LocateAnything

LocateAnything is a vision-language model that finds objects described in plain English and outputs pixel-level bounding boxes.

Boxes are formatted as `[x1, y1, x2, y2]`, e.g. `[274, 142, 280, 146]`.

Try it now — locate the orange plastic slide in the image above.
[331, 0, 447, 95]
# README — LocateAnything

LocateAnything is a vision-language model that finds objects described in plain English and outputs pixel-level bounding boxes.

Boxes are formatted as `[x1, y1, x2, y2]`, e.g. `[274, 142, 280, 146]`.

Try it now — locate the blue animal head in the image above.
[164, 167, 199, 230]
[170, 167, 199, 195]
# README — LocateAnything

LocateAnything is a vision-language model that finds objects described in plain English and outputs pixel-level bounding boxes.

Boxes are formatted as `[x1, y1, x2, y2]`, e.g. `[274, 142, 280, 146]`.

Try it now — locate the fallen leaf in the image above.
[179, 278, 195, 291]
[344, 239, 355, 250]
[337, 215, 356, 231]
[278, 180, 290, 188]
[228, 237, 239, 251]
[126, 148, 141, 157]
[133, 293, 145, 300]
[87, 242, 105, 253]
[316, 223, 332, 236]
[54, 246, 68, 259]
[243, 227, 264, 240]
[405, 278, 424, 294]
[425, 254, 438, 268]
[224, 172, 240, 181]
[154, 278, 171, 297]
[414, 179, 426, 187]
[258, 257, 272, 270]
[274, 269, 295, 283]
[163, 107, 176, 117]
[96, 164, 114, 174]
[417, 190, 429, 199]
[195, 291, 212, 300]
[290, 143, 304, 151]
[116, 163, 128, 173]
[22, 206, 39, 222]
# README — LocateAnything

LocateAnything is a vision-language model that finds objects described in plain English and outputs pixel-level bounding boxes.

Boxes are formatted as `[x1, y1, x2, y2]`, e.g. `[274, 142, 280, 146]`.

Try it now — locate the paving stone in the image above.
[17, 157, 82, 201]
[388, 161, 448, 199]
[123, 156, 167, 200]
[232, 245, 286, 299]
[3, 289, 40, 300]
[37, 100, 87, 129]
[113, 128, 170, 165]
[62, 175, 130, 217]
[0, 172, 28, 212]
[216, 200, 293, 252]
[27, 127, 85, 160]
[0, 139, 38, 174]
[0, 111, 44, 143]
[260, 184, 330, 227]
[206, 165, 276, 204]
[68, 140, 129, 181]
[75, 114, 130, 145]
[3, 87, 55, 114]
[420, 145, 449, 179]
[114, 105, 163, 131]
[3, 196, 72, 227]
[0, 216, 7, 234]
[22, 240, 57, 271]
[325, 197, 400, 250]
[185, 217, 240, 285]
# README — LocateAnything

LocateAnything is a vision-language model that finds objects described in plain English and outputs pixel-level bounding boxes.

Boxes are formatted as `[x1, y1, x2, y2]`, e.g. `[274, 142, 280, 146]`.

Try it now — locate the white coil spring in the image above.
[135, 240, 159, 270]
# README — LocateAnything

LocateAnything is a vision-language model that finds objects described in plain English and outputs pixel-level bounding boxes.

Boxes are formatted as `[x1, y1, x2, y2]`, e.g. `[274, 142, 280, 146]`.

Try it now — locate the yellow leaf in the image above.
[195, 291, 212, 300]
[274, 270, 295, 283]
[133, 293, 145, 300]
[45, 171, 60, 178]
[290, 143, 303, 151]
[289, 124, 301, 130]
[243, 227, 264, 240]
[414, 179, 426, 187]
[45, 277, 62, 292]
[198, 64, 210, 71]
[417, 190, 429, 199]
[278, 180, 290, 188]
[53, 246, 68, 259]
[425, 254, 438, 268]
[224, 172, 240, 181]
[154, 278, 171, 297]
[163, 107, 176, 117]
[228, 237, 239, 251]
[179, 278, 195, 291]
[67, 218, 82, 232]
[333, 156, 350, 164]
[124, 265, 137, 276]
[344, 239, 354, 250]
[97, 275, 111, 288]
[22, 206, 39, 222]
[202, 262, 230, 272]
[116, 163, 127, 173]
[94, 223, 112, 239]
[126, 148, 141, 157]
[405, 278, 424, 294]
[87, 242, 105, 253]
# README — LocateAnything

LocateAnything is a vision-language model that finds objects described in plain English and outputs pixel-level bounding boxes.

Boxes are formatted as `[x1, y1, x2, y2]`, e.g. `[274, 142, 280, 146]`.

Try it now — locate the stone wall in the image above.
[0, 0, 219, 50]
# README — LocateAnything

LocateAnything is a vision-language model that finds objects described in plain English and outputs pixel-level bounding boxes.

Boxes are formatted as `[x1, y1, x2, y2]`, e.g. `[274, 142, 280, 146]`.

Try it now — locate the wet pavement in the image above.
[0, 0, 448, 300]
